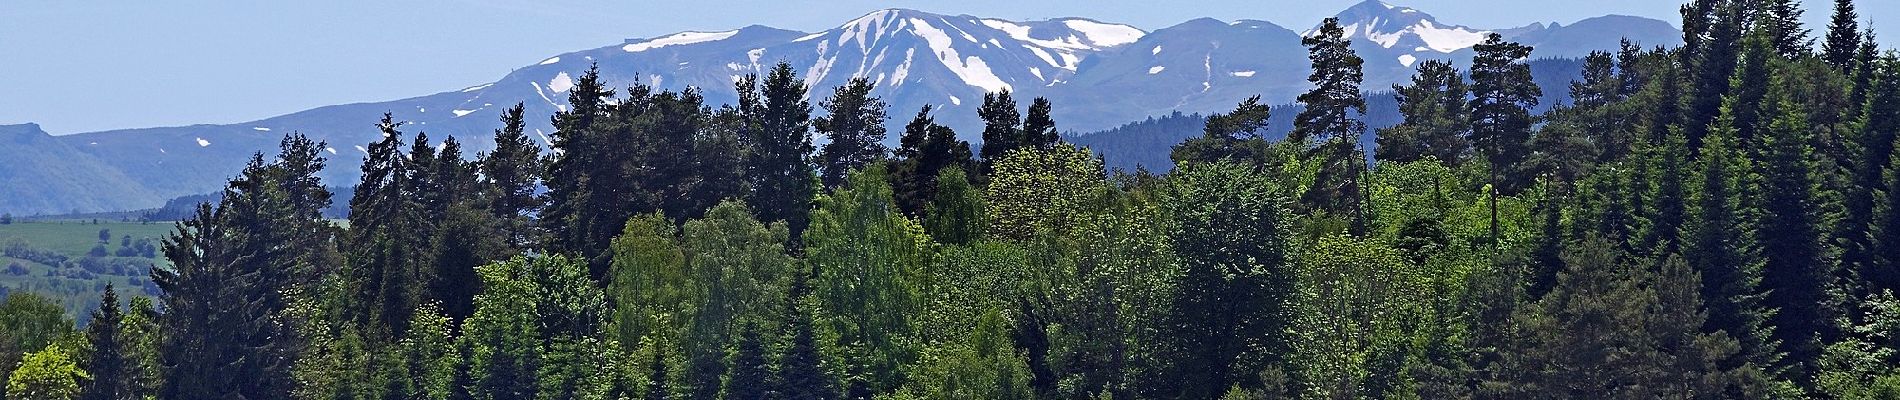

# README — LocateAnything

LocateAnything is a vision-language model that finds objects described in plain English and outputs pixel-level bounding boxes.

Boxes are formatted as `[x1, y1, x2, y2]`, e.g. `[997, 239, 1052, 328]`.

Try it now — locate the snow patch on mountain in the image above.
[623, 30, 740, 52]
[912, 18, 1011, 92]
[549, 72, 574, 93]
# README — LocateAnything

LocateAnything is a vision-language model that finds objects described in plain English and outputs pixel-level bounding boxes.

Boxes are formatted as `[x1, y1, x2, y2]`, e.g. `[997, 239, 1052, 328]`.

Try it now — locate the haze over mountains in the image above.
[1, 0, 1680, 215]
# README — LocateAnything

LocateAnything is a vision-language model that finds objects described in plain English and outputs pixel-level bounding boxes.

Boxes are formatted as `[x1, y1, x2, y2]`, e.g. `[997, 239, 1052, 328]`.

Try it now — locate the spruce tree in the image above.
[1377, 60, 1468, 164]
[1686, 1, 1746, 148]
[723, 323, 769, 400]
[1848, 57, 1900, 296]
[815, 77, 889, 188]
[1760, 0, 1812, 59]
[775, 296, 835, 400]
[154, 153, 305, 399]
[79, 285, 126, 400]
[541, 64, 620, 277]
[1756, 96, 1838, 387]
[346, 115, 431, 337]
[1822, 0, 1862, 71]
[742, 62, 818, 237]
[1683, 106, 1774, 367]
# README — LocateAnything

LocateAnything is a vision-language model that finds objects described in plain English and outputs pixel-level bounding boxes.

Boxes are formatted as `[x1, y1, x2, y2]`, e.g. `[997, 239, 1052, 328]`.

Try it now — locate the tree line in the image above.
[5, 0, 1900, 398]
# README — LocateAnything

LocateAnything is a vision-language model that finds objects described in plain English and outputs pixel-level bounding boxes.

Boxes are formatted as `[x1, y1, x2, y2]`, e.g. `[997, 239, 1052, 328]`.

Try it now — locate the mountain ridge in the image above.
[4, 1, 1682, 215]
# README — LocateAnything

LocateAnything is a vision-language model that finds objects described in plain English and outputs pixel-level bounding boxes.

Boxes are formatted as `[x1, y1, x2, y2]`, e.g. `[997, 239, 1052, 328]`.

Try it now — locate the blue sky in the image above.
[3, 0, 1894, 134]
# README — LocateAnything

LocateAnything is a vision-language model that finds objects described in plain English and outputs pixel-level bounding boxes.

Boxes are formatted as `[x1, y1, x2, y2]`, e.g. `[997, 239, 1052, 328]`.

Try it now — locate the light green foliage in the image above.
[462, 256, 548, 400]
[806, 165, 930, 392]
[1294, 235, 1433, 398]
[7, 344, 84, 400]
[918, 241, 1030, 345]
[924, 167, 984, 246]
[402, 304, 459, 400]
[680, 201, 794, 344]
[887, 309, 1032, 400]
[609, 213, 688, 351]
[984, 146, 1107, 242]
[1046, 187, 1178, 399]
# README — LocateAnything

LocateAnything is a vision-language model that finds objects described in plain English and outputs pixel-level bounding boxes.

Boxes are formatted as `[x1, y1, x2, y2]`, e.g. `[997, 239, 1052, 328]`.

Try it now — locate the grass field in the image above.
[0, 220, 178, 258]
[0, 220, 178, 321]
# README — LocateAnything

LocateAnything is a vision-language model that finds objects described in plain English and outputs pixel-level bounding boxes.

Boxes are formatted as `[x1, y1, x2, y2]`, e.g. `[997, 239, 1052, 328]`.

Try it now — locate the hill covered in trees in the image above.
[7, 0, 1900, 399]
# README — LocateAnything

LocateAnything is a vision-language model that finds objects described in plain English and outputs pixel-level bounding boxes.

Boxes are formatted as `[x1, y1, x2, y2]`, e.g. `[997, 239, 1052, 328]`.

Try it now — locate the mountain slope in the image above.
[0, 124, 163, 215]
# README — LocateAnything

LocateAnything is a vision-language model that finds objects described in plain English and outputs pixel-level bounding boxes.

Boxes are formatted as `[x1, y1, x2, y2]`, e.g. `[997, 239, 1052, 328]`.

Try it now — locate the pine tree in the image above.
[1022, 97, 1061, 150]
[462, 257, 546, 400]
[892, 105, 976, 217]
[1377, 60, 1468, 164]
[1172, 96, 1273, 167]
[482, 103, 543, 250]
[1469, 33, 1541, 193]
[1294, 17, 1371, 233]
[1638, 131, 1690, 257]
[79, 285, 126, 400]
[1823, 0, 1862, 71]
[815, 77, 889, 188]
[742, 62, 818, 237]
[977, 90, 1023, 174]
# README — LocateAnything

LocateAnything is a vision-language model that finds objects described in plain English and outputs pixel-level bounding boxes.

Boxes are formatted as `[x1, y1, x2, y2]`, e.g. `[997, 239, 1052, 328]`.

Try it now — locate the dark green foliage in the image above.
[1759, 0, 1812, 59]
[1756, 96, 1838, 387]
[482, 103, 543, 250]
[1822, 0, 1861, 71]
[1022, 97, 1061, 151]
[346, 116, 432, 336]
[79, 285, 126, 400]
[775, 294, 835, 400]
[1171, 96, 1273, 166]
[722, 323, 769, 400]
[1159, 161, 1293, 398]
[892, 106, 976, 217]
[154, 149, 310, 399]
[816, 78, 889, 188]
[978, 91, 1023, 170]
[741, 62, 819, 237]
[1495, 238, 1757, 397]
[1468, 33, 1542, 195]
[1377, 60, 1469, 165]
[1684, 112, 1774, 367]
[1685, 0, 1744, 148]
[1293, 18, 1371, 233]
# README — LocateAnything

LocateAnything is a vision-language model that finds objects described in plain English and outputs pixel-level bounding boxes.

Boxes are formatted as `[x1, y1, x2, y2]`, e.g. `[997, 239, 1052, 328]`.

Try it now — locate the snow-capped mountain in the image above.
[6, 0, 1682, 215]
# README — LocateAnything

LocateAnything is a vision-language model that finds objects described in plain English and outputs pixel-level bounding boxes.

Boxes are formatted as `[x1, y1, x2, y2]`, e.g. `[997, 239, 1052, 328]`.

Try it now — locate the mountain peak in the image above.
[1314, 0, 1487, 53]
